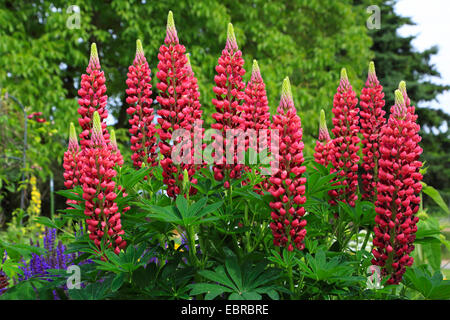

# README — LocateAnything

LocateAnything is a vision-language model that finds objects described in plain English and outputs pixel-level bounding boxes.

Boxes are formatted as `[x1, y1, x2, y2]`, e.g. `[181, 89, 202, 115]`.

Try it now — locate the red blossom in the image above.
[268, 78, 307, 251]
[63, 122, 81, 208]
[77, 43, 110, 149]
[78, 112, 127, 255]
[109, 129, 123, 167]
[372, 87, 423, 285]
[314, 109, 332, 167]
[126, 40, 157, 172]
[327, 68, 360, 207]
[360, 62, 386, 201]
[211, 23, 246, 187]
[155, 11, 199, 198]
[239, 60, 271, 193]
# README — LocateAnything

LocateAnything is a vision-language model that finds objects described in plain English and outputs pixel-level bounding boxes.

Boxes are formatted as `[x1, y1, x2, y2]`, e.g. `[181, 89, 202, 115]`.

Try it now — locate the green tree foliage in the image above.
[0, 0, 372, 145]
[362, 0, 450, 209]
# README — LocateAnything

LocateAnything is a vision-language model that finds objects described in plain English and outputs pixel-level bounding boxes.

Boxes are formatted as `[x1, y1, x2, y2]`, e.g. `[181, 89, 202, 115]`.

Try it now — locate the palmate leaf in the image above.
[404, 266, 450, 300]
[138, 196, 223, 227]
[191, 252, 282, 300]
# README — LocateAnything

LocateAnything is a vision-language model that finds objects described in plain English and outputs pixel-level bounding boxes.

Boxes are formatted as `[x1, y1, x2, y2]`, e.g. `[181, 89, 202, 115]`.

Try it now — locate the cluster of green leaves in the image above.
[1, 157, 450, 300]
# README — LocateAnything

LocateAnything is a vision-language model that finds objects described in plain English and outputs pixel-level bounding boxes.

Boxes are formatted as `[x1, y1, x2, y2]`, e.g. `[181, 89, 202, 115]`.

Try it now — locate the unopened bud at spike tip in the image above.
[398, 80, 407, 97]
[338, 68, 350, 91]
[69, 122, 77, 141]
[167, 11, 174, 29]
[368, 61, 378, 83]
[369, 61, 375, 75]
[395, 89, 404, 106]
[226, 23, 238, 51]
[340, 68, 348, 82]
[92, 111, 101, 135]
[91, 111, 105, 146]
[110, 128, 117, 147]
[186, 53, 191, 66]
[318, 109, 331, 142]
[165, 11, 179, 44]
[280, 77, 294, 110]
[136, 39, 144, 56]
[68, 122, 79, 151]
[89, 43, 100, 69]
[393, 89, 407, 119]
[251, 59, 261, 81]
[282, 77, 292, 98]
[320, 109, 326, 129]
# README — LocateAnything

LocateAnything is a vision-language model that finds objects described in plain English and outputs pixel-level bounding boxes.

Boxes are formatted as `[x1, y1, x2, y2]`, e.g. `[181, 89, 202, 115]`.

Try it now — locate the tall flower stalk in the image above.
[126, 40, 157, 172]
[211, 23, 246, 188]
[268, 78, 307, 252]
[372, 88, 423, 285]
[156, 11, 198, 198]
[328, 68, 360, 207]
[79, 112, 127, 255]
[77, 43, 110, 149]
[360, 62, 386, 201]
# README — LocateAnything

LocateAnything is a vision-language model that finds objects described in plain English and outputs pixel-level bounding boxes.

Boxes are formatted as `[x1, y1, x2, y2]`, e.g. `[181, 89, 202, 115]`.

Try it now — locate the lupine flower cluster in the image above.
[78, 112, 127, 255]
[240, 60, 271, 133]
[126, 40, 158, 172]
[239, 60, 271, 192]
[63, 123, 81, 208]
[77, 43, 110, 149]
[327, 69, 360, 207]
[268, 78, 307, 251]
[211, 23, 246, 188]
[109, 129, 124, 167]
[372, 87, 423, 285]
[359, 62, 386, 201]
[314, 109, 332, 167]
[155, 11, 199, 197]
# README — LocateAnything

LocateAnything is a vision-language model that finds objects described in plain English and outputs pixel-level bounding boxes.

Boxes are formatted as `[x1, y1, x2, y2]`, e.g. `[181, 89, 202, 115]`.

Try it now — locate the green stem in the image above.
[187, 225, 200, 268]
[287, 264, 295, 299]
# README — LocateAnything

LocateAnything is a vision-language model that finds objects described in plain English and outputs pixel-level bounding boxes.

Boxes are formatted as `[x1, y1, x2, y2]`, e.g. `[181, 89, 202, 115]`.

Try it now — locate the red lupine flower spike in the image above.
[63, 123, 82, 208]
[268, 77, 307, 251]
[79, 111, 127, 256]
[372, 88, 423, 285]
[327, 68, 360, 207]
[211, 23, 246, 187]
[314, 109, 331, 167]
[77, 43, 109, 149]
[240, 60, 271, 192]
[156, 12, 199, 198]
[109, 129, 123, 167]
[126, 39, 157, 172]
[360, 61, 386, 201]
